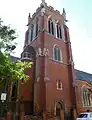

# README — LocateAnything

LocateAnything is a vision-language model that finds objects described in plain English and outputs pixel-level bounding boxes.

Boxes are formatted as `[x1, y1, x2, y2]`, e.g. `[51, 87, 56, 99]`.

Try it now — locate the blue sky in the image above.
[0, 0, 92, 73]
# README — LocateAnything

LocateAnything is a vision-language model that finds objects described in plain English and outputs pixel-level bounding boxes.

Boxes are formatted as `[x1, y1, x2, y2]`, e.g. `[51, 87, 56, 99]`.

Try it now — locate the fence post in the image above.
[20, 112, 24, 120]
[6, 112, 11, 120]
[43, 112, 46, 120]
[73, 109, 77, 120]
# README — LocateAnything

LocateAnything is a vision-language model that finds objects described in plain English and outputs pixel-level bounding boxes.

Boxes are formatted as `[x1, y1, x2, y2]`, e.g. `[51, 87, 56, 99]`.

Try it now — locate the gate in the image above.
[0, 101, 34, 120]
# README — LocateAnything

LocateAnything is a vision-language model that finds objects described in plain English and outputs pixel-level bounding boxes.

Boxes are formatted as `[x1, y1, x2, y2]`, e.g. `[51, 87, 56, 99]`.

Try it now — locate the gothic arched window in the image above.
[11, 85, 17, 101]
[83, 87, 92, 106]
[35, 18, 39, 37]
[56, 24, 62, 39]
[48, 19, 54, 35]
[53, 45, 62, 62]
[36, 23, 38, 37]
[30, 24, 34, 41]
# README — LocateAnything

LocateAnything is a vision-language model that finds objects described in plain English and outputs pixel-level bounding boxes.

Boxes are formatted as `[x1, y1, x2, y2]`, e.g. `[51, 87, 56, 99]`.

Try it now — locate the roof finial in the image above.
[62, 8, 68, 23]
[28, 13, 31, 17]
[28, 13, 31, 25]
[41, 0, 46, 7]
[63, 8, 66, 14]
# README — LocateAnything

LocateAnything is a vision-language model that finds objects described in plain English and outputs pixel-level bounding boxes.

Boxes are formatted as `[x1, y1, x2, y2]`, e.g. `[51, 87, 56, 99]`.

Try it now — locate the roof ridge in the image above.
[75, 69, 92, 76]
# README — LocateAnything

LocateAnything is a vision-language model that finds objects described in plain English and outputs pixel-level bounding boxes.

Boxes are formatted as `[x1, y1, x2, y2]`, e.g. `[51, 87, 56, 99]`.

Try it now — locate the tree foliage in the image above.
[0, 18, 17, 53]
[0, 18, 32, 88]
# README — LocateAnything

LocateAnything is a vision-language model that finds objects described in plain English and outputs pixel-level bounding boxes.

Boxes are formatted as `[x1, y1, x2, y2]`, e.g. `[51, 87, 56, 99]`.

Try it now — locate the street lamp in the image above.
[1, 93, 7, 102]
[0, 93, 7, 119]
[0, 45, 16, 119]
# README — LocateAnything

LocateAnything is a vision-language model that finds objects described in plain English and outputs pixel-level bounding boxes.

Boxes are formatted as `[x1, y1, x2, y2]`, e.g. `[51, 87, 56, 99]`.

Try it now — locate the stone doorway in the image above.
[55, 101, 64, 120]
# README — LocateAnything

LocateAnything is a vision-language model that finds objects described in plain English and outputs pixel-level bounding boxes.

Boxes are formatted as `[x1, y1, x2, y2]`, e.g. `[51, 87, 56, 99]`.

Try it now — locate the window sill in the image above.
[52, 59, 63, 64]
[56, 36, 63, 41]
[83, 105, 92, 107]
[49, 58, 69, 65]
[57, 88, 63, 90]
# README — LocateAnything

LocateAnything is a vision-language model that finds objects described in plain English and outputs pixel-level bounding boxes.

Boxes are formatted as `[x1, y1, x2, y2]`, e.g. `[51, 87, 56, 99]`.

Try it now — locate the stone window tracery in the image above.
[48, 19, 54, 35]
[83, 87, 92, 106]
[56, 23, 62, 39]
[53, 45, 62, 62]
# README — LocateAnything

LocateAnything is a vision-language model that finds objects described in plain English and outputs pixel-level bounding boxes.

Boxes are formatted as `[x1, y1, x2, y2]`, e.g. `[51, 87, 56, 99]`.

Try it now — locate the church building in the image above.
[9, 0, 92, 120]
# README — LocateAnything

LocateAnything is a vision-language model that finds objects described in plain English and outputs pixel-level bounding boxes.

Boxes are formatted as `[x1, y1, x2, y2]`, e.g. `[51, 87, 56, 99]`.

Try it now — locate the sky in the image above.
[0, 0, 92, 73]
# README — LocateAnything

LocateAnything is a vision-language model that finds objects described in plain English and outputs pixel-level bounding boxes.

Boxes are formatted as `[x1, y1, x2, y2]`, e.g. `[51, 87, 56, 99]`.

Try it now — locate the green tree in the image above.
[0, 18, 17, 53]
[0, 18, 32, 88]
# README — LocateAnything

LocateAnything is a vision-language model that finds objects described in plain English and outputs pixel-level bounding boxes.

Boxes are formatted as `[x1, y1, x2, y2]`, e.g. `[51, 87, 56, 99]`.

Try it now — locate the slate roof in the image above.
[9, 55, 20, 62]
[75, 69, 92, 83]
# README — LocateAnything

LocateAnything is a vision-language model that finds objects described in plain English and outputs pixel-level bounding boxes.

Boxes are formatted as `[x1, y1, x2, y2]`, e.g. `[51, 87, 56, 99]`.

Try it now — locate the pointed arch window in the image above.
[30, 24, 34, 41]
[11, 84, 17, 101]
[36, 23, 38, 37]
[48, 20, 51, 33]
[48, 19, 54, 35]
[53, 46, 62, 62]
[83, 87, 92, 106]
[56, 25, 59, 38]
[56, 24, 62, 39]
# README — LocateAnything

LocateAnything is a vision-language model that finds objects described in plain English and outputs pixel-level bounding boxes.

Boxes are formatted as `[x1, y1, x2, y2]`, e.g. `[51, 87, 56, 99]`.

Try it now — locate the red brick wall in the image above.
[19, 65, 34, 101]
[19, 5, 76, 114]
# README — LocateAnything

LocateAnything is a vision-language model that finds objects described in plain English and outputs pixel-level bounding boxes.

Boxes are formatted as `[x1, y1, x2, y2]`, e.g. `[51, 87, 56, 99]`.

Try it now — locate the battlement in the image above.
[27, 1, 65, 25]
[47, 5, 60, 15]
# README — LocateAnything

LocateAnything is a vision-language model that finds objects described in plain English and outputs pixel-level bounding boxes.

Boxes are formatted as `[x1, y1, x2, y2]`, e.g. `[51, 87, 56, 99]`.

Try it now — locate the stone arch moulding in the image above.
[54, 100, 65, 116]
[47, 16, 54, 34]
[81, 85, 90, 99]
[53, 44, 63, 62]
[81, 85, 92, 107]
[11, 83, 17, 101]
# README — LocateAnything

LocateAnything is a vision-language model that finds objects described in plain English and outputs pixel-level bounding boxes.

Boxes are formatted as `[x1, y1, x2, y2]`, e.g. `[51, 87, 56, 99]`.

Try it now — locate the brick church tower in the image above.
[20, 0, 77, 119]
